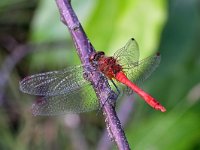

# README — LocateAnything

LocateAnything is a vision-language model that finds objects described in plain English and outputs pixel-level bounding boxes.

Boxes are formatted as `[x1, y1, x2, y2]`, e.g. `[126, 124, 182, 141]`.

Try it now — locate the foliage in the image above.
[0, 0, 200, 149]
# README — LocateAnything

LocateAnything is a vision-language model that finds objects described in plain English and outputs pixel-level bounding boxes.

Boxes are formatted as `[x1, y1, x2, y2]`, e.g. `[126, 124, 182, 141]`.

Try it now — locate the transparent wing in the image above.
[113, 38, 140, 67]
[19, 65, 88, 96]
[32, 84, 99, 116]
[116, 53, 161, 95]
[125, 53, 161, 84]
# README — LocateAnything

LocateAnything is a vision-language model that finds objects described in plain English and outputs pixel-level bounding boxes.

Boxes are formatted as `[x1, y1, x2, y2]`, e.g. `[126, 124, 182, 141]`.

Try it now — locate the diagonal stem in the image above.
[55, 0, 130, 149]
[97, 95, 135, 150]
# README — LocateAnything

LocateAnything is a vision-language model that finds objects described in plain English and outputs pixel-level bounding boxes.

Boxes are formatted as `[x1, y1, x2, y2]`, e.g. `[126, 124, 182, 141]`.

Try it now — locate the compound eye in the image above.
[90, 51, 105, 62]
[89, 52, 96, 61]
[94, 54, 100, 61]
[95, 51, 105, 60]
[98, 51, 105, 56]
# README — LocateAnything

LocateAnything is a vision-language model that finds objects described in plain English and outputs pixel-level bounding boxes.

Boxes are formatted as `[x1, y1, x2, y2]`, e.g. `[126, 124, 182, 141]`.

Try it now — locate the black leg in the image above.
[96, 79, 120, 115]
[110, 79, 120, 96]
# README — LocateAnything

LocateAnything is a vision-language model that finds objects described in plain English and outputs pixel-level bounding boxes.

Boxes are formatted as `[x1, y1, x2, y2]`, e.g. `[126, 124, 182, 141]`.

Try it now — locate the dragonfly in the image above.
[19, 38, 166, 116]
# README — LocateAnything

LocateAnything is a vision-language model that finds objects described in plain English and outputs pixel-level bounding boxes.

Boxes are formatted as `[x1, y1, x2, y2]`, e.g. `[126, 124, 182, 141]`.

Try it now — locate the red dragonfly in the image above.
[20, 38, 166, 116]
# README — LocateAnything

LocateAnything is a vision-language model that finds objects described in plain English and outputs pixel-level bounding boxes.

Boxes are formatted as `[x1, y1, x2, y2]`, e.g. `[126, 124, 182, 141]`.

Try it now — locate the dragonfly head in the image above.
[89, 51, 105, 67]
[90, 51, 105, 62]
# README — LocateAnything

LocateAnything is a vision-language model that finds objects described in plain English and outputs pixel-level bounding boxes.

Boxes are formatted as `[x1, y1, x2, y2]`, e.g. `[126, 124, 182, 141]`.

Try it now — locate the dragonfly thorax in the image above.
[98, 56, 123, 79]
[89, 51, 123, 79]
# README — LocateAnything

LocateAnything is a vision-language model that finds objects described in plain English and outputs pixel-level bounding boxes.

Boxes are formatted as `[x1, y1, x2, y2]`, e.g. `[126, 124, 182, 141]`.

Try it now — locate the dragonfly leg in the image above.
[96, 90, 117, 116]
[96, 79, 119, 115]
[100, 79, 120, 109]
[96, 80, 119, 115]
[110, 79, 120, 96]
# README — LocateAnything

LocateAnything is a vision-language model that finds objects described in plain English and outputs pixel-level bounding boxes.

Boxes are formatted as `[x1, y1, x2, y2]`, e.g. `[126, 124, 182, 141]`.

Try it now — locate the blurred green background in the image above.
[0, 0, 200, 150]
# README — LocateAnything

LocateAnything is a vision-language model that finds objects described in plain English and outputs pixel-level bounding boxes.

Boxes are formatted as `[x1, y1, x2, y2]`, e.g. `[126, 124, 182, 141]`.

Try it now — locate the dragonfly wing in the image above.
[19, 65, 88, 96]
[32, 84, 99, 116]
[113, 38, 140, 67]
[124, 53, 161, 85]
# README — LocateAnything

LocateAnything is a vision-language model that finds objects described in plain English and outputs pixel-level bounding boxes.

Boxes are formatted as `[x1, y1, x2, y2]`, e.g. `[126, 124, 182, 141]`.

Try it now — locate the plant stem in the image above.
[55, 0, 130, 149]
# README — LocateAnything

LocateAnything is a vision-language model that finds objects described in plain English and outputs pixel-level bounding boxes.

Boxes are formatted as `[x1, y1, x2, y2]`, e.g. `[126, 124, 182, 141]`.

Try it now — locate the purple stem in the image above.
[97, 95, 135, 150]
[55, 0, 130, 149]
